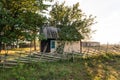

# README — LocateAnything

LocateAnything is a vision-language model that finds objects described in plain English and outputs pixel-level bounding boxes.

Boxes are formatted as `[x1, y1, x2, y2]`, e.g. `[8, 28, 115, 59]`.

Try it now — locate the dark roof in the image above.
[42, 26, 59, 39]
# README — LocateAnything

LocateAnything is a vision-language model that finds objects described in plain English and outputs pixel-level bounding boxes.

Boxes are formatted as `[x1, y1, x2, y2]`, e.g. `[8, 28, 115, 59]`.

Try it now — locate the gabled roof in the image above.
[42, 26, 59, 39]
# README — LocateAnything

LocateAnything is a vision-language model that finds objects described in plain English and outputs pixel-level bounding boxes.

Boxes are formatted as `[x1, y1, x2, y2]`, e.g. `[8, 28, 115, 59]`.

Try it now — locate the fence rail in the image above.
[0, 44, 120, 69]
[0, 52, 71, 68]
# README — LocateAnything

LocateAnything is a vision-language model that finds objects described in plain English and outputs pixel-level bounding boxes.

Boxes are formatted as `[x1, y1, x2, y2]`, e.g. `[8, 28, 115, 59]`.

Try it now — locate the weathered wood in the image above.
[3, 62, 17, 66]
[1, 66, 13, 69]
[0, 51, 84, 68]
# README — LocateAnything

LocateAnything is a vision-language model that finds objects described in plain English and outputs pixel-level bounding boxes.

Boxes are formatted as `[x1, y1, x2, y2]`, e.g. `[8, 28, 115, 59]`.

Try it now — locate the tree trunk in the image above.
[33, 38, 36, 51]
[0, 42, 2, 53]
[30, 41, 32, 54]
[16, 39, 19, 48]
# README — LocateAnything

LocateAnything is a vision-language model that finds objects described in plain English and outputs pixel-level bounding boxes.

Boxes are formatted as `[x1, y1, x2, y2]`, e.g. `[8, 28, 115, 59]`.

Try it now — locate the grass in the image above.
[0, 53, 120, 80]
[0, 47, 40, 55]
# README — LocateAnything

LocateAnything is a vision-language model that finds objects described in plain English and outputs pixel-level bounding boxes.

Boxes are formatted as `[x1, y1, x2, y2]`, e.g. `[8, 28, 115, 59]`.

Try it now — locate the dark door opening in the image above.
[41, 40, 50, 53]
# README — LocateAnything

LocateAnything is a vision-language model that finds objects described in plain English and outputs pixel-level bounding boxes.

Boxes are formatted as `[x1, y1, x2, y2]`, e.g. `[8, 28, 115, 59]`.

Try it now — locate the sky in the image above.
[53, 0, 120, 44]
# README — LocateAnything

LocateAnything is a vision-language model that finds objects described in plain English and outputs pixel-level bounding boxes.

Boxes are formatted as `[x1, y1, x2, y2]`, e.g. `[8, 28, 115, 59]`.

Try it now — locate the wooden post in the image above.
[106, 43, 109, 53]
[80, 39, 82, 53]
[29, 41, 32, 61]
[33, 36, 36, 51]
[71, 43, 74, 62]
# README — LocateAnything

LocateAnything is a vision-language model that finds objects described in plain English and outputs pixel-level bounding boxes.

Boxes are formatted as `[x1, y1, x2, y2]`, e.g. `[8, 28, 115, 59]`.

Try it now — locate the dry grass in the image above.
[0, 47, 40, 55]
[82, 45, 120, 56]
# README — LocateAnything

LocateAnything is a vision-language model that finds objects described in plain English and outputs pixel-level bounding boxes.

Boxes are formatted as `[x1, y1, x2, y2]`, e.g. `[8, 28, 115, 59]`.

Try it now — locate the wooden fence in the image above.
[81, 44, 120, 56]
[0, 52, 68, 68]
[0, 44, 120, 69]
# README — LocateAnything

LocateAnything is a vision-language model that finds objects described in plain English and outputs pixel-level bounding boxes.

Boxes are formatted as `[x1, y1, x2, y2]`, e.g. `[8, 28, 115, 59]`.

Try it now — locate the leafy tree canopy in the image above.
[49, 2, 96, 41]
[0, 0, 52, 43]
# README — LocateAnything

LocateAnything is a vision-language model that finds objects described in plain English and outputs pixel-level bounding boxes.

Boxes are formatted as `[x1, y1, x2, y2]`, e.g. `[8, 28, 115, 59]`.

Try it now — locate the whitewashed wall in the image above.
[64, 41, 80, 53]
[50, 41, 80, 53]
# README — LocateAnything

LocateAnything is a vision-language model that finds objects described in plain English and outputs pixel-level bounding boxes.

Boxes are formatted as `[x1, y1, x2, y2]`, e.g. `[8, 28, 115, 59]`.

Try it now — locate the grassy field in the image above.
[0, 53, 120, 80]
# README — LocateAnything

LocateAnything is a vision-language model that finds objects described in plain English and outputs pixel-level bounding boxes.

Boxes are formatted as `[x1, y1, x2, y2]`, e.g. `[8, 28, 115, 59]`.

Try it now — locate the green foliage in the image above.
[49, 2, 96, 41]
[0, 53, 120, 80]
[0, 0, 52, 50]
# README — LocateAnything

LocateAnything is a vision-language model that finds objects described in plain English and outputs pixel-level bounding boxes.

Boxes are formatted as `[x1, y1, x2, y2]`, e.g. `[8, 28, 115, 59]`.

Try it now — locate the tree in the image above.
[0, 0, 53, 52]
[49, 2, 96, 53]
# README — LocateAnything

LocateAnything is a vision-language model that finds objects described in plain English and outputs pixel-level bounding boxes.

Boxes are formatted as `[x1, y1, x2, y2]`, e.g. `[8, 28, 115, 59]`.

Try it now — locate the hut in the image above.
[40, 25, 81, 53]
[40, 26, 59, 53]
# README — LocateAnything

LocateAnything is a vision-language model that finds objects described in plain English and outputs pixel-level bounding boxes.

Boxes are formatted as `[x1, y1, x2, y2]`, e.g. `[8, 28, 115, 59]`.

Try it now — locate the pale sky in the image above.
[54, 0, 120, 44]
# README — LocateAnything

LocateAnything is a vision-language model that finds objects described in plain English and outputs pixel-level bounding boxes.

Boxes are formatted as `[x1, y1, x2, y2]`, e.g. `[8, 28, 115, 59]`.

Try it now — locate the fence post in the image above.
[98, 44, 101, 54]
[80, 40, 82, 53]
[106, 43, 109, 53]
[72, 51, 74, 62]
[3, 54, 7, 69]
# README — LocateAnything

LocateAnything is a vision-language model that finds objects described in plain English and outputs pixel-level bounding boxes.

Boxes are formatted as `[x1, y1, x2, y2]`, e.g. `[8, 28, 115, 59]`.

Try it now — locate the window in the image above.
[51, 40, 55, 48]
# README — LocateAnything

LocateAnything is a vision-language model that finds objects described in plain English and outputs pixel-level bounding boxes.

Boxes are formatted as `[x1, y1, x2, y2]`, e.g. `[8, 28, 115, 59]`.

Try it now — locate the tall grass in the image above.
[0, 53, 120, 80]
